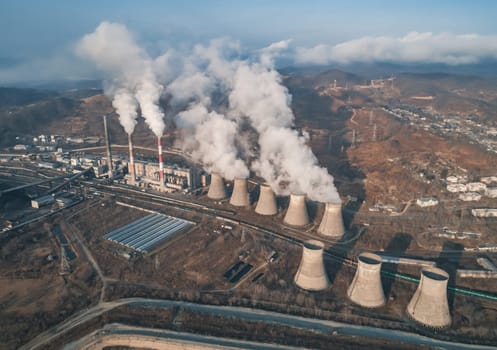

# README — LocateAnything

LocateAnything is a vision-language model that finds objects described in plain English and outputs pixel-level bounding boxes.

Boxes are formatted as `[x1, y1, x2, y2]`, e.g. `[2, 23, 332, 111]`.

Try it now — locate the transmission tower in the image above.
[372, 123, 377, 142]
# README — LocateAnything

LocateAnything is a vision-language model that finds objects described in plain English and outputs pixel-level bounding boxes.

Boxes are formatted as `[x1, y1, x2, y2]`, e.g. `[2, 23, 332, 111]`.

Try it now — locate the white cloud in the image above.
[295, 32, 497, 65]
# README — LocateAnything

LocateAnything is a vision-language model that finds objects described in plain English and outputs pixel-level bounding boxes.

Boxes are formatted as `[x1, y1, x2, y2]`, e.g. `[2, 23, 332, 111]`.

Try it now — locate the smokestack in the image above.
[128, 134, 135, 183]
[230, 178, 250, 207]
[318, 202, 345, 238]
[157, 136, 164, 185]
[207, 172, 227, 200]
[407, 267, 451, 328]
[294, 240, 330, 291]
[347, 253, 385, 308]
[103, 115, 113, 178]
[283, 194, 309, 227]
[255, 184, 277, 215]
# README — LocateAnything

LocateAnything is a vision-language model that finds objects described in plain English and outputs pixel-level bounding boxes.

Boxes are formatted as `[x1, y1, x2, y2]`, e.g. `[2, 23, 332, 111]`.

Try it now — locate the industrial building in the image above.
[294, 240, 330, 291]
[406, 267, 451, 328]
[207, 173, 227, 200]
[104, 213, 194, 253]
[416, 197, 439, 207]
[317, 202, 345, 238]
[255, 184, 278, 215]
[31, 195, 55, 209]
[284, 194, 309, 227]
[229, 178, 250, 207]
[347, 253, 385, 308]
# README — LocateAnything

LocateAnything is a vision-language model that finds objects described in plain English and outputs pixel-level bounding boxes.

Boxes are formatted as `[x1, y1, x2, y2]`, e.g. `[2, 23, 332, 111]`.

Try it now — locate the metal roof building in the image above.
[104, 213, 194, 253]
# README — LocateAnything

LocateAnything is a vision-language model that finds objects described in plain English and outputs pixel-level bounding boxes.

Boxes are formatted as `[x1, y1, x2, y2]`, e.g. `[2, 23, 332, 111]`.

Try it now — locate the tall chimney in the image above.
[157, 136, 164, 185]
[128, 134, 135, 183]
[103, 115, 113, 178]
[230, 178, 250, 207]
[283, 194, 309, 227]
[255, 184, 278, 215]
[406, 267, 451, 328]
[318, 202, 345, 238]
[294, 240, 330, 291]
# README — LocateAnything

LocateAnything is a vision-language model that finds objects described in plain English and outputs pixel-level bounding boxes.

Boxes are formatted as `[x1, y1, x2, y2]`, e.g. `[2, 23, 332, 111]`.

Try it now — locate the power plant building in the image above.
[406, 267, 451, 328]
[317, 202, 345, 238]
[294, 240, 330, 291]
[255, 184, 278, 215]
[229, 178, 250, 207]
[207, 173, 227, 200]
[347, 253, 385, 308]
[284, 194, 309, 227]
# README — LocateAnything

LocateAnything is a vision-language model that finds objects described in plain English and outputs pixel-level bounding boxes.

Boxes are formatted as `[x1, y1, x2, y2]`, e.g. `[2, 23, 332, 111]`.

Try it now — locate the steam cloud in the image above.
[295, 32, 497, 65]
[76, 22, 340, 202]
[76, 21, 165, 136]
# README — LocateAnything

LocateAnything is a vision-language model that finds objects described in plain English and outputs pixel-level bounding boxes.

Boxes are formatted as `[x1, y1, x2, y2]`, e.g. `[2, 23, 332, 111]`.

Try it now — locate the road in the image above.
[20, 297, 497, 350]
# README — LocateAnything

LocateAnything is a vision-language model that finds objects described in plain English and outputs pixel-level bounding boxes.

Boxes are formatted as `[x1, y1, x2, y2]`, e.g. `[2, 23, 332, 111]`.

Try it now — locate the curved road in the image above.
[20, 297, 497, 350]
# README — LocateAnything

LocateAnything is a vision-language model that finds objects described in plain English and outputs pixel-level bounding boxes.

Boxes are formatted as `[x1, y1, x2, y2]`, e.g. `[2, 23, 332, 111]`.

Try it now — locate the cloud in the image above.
[295, 32, 497, 65]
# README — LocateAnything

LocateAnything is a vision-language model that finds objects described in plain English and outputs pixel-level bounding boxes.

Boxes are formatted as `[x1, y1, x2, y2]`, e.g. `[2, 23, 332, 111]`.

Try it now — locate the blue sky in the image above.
[1, 0, 497, 81]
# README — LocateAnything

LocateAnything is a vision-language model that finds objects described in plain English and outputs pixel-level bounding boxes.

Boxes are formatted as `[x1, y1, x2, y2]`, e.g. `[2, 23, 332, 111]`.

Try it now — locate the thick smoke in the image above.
[76, 21, 165, 136]
[295, 32, 497, 65]
[175, 103, 249, 179]
[228, 44, 341, 203]
[111, 88, 138, 135]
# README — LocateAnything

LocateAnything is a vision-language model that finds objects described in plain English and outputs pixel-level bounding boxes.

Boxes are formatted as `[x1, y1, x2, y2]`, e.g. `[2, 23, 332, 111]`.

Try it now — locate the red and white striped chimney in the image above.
[157, 136, 164, 184]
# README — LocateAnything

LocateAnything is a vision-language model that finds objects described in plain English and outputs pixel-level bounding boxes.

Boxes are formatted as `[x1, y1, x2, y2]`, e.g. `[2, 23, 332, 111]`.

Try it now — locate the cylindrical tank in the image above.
[230, 178, 250, 207]
[207, 173, 227, 200]
[294, 240, 330, 291]
[318, 202, 345, 238]
[406, 267, 451, 328]
[283, 194, 309, 226]
[347, 252, 385, 308]
[255, 184, 277, 215]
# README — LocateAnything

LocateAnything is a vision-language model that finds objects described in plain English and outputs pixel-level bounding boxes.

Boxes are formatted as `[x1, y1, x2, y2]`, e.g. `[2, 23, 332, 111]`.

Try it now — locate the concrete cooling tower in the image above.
[283, 194, 309, 226]
[406, 267, 451, 328]
[230, 178, 250, 207]
[207, 173, 227, 200]
[255, 184, 277, 215]
[294, 240, 330, 291]
[347, 252, 385, 308]
[318, 202, 345, 238]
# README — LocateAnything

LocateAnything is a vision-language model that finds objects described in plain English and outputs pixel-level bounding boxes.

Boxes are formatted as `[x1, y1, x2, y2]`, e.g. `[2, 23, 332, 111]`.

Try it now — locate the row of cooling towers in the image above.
[295, 241, 452, 328]
[207, 173, 345, 238]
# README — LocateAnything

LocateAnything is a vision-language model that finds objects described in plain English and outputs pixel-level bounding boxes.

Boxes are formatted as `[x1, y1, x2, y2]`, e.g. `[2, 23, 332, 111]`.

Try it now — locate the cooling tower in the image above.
[157, 136, 164, 185]
[128, 134, 136, 182]
[283, 194, 309, 226]
[207, 172, 227, 200]
[103, 115, 113, 178]
[318, 202, 345, 238]
[347, 252, 385, 308]
[255, 184, 278, 215]
[230, 177, 250, 207]
[406, 267, 451, 328]
[294, 240, 330, 291]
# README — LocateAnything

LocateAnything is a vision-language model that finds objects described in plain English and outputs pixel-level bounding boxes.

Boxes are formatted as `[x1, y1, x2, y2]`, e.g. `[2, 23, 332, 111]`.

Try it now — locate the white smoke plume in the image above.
[76, 21, 165, 136]
[295, 32, 497, 65]
[175, 103, 249, 180]
[111, 88, 138, 135]
[228, 43, 341, 203]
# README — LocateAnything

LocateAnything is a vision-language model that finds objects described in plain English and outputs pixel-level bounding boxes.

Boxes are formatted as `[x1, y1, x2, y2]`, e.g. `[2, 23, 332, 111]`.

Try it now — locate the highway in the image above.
[20, 297, 497, 350]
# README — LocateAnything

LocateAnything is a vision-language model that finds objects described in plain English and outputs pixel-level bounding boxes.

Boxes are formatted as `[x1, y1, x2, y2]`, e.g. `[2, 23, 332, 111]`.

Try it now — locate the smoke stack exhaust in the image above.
[255, 184, 277, 215]
[318, 202, 345, 238]
[128, 134, 135, 183]
[407, 267, 451, 328]
[283, 194, 309, 226]
[207, 172, 227, 200]
[347, 252, 385, 308]
[294, 240, 330, 291]
[157, 136, 164, 185]
[103, 115, 113, 178]
[230, 178, 250, 207]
